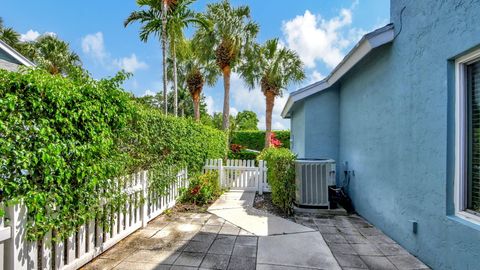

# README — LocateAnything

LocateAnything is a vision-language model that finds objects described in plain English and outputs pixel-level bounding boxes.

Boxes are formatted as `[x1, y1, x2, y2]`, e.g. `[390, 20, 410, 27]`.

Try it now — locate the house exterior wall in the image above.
[291, 102, 306, 158]
[304, 87, 339, 161]
[0, 48, 21, 71]
[289, 0, 480, 269]
[341, 1, 480, 269]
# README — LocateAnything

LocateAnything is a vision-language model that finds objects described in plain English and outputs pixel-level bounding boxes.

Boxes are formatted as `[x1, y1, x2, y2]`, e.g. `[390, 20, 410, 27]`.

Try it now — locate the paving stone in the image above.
[332, 217, 355, 228]
[328, 243, 357, 255]
[337, 226, 360, 235]
[322, 233, 348, 244]
[173, 252, 205, 267]
[227, 256, 256, 270]
[206, 217, 226, 226]
[318, 225, 339, 234]
[366, 234, 397, 245]
[334, 254, 368, 268]
[83, 258, 119, 270]
[192, 232, 217, 244]
[125, 249, 180, 264]
[313, 218, 335, 227]
[215, 235, 237, 245]
[376, 243, 410, 256]
[238, 229, 255, 236]
[200, 253, 230, 270]
[162, 240, 189, 252]
[232, 245, 257, 258]
[235, 236, 257, 246]
[219, 225, 241, 235]
[208, 242, 234, 255]
[361, 256, 397, 270]
[201, 225, 222, 234]
[113, 261, 170, 270]
[358, 227, 383, 236]
[351, 243, 383, 256]
[388, 254, 430, 270]
[256, 265, 323, 270]
[170, 266, 197, 270]
[99, 244, 135, 260]
[344, 234, 369, 244]
[183, 240, 212, 253]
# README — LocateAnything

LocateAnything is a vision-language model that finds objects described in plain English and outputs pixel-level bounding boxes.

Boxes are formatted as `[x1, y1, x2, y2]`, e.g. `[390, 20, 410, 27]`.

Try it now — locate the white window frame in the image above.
[455, 48, 480, 225]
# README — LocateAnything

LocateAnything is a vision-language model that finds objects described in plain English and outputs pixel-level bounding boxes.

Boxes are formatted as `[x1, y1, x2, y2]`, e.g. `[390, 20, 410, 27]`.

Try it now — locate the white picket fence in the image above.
[0, 169, 188, 270]
[203, 159, 270, 194]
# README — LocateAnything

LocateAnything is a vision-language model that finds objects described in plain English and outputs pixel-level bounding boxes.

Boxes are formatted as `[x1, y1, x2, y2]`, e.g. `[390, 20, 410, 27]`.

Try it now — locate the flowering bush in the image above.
[179, 171, 221, 205]
[269, 132, 283, 148]
[230, 143, 245, 153]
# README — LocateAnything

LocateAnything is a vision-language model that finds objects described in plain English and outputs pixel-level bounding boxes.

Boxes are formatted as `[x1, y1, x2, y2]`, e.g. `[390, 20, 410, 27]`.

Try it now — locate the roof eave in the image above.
[0, 39, 36, 67]
[281, 24, 394, 119]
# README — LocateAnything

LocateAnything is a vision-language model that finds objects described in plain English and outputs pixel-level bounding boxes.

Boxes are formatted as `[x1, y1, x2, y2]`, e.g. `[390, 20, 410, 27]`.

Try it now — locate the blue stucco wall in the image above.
[304, 87, 339, 161]
[291, 101, 306, 158]
[289, 0, 480, 269]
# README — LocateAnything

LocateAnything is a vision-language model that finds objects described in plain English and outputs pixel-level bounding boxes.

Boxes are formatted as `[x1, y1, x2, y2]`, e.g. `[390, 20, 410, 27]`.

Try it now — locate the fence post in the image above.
[258, 160, 264, 195]
[5, 202, 31, 270]
[218, 159, 224, 188]
[141, 170, 148, 228]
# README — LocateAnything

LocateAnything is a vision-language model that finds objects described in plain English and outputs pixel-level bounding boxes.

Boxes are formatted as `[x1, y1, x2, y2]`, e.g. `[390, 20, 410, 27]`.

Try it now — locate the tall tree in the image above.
[172, 39, 217, 121]
[125, 0, 176, 114]
[23, 35, 81, 75]
[166, 0, 208, 116]
[194, 0, 258, 130]
[236, 110, 259, 130]
[240, 39, 305, 147]
[0, 17, 21, 50]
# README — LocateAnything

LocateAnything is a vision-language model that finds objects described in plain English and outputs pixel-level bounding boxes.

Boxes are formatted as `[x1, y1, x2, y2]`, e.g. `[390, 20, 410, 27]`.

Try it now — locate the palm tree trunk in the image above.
[264, 89, 275, 148]
[193, 92, 201, 121]
[222, 65, 231, 130]
[161, 0, 168, 114]
[172, 41, 178, 117]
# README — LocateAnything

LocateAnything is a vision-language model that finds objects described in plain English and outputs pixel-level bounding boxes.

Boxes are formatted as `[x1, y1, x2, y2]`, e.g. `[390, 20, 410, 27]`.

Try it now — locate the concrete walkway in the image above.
[208, 191, 341, 270]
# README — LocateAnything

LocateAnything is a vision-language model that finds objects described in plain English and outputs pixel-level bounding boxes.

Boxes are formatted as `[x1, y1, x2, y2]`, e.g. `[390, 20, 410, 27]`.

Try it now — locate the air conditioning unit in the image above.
[295, 159, 336, 208]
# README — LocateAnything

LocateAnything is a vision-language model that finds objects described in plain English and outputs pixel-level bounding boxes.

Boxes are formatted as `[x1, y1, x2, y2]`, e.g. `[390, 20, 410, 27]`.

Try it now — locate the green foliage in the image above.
[0, 68, 226, 240]
[235, 110, 258, 130]
[179, 171, 221, 205]
[257, 148, 296, 215]
[231, 130, 290, 150]
[228, 149, 259, 160]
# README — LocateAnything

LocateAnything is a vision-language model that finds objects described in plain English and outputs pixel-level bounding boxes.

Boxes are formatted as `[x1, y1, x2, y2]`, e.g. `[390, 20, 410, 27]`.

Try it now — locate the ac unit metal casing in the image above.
[295, 159, 336, 208]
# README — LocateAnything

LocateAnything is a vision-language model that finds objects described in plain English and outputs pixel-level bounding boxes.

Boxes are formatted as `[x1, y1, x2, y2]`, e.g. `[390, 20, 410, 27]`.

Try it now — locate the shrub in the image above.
[231, 130, 290, 150]
[257, 148, 296, 215]
[0, 69, 226, 240]
[228, 149, 259, 160]
[179, 171, 221, 205]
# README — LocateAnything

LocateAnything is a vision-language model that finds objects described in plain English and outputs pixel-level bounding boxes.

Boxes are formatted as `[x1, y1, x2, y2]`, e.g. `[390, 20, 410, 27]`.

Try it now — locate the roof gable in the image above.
[0, 39, 35, 68]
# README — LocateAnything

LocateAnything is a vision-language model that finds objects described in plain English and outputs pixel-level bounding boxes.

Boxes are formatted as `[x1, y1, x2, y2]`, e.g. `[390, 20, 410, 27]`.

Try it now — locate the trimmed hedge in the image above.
[257, 148, 296, 215]
[228, 149, 259, 160]
[0, 68, 226, 240]
[231, 130, 290, 150]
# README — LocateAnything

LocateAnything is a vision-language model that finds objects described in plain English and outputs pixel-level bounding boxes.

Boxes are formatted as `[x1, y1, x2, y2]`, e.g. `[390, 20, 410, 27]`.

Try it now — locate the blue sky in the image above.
[3, 0, 389, 130]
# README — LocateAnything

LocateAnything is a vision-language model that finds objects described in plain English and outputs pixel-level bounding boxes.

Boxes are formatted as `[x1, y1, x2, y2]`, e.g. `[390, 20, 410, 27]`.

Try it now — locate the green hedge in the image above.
[227, 149, 259, 160]
[257, 148, 296, 215]
[231, 130, 290, 150]
[0, 69, 226, 240]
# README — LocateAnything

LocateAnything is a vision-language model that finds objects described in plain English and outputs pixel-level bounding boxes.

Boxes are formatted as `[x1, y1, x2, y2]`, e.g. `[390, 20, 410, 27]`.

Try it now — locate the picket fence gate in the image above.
[0, 169, 188, 270]
[203, 159, 270, 194]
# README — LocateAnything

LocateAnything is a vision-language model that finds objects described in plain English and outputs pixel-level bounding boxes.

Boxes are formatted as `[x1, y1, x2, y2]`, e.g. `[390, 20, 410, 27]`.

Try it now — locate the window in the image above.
[455, 48, 480, 222]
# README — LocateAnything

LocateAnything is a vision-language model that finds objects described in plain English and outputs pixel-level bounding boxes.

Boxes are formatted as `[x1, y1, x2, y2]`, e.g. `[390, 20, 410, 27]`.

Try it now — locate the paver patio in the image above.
[83, 191, 430, 270]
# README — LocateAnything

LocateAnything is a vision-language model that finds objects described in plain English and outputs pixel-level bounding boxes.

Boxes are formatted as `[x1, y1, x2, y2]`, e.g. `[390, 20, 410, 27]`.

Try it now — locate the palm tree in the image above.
[166, 0, 209, 117]
[0, 17, 21, 49]
[125, 0, 176, 114]
[194, 0, 259, 130]
[240, 39, 305, 148]
[173, 40, 217, 121]
[24, 35, 81, 75]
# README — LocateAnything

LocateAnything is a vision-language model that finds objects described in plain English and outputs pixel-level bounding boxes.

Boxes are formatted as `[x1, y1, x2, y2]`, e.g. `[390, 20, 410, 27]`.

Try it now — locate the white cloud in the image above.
[114, 54, 148, 73]
[282, 6, 364, 69]
[230, 107, 239, 117]
[142, 89, 156, 97]
[205, 96, 215, 115]
[20, 30, 56, 42]
[20, 30, 40, 42]
[309, 70, 325, 83]
[230, 73, 289, 130]
[81, 32, 148, 74]
[81, 32, 108, 62]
